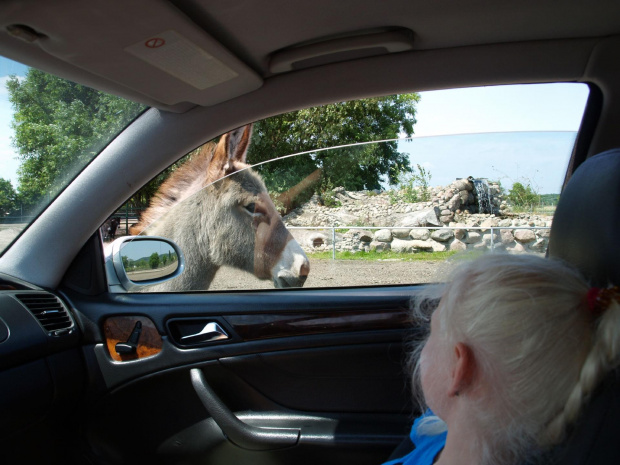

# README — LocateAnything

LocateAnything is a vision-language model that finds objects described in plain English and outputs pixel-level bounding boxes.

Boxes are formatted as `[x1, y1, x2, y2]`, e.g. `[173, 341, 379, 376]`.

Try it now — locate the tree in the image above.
[0, 178, 18, 217]
[7, 69, 145, 212]
[8, 68, 418, 217]
[508, 182, 540, 207]
[149, 252, 160, 269]
[247, 94, 420, 197]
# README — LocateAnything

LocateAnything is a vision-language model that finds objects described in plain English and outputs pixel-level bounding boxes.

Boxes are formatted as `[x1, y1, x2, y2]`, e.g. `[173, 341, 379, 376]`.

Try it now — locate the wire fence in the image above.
[2, 207, 550, 261]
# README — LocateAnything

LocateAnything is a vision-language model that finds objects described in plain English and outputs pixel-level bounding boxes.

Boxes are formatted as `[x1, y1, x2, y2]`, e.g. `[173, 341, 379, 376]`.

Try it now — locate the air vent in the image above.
[16, 292, 74, 336]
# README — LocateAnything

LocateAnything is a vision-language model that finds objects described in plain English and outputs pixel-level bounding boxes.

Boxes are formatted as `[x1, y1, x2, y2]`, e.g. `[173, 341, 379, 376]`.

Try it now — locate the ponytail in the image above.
[542, 295, 620, 445]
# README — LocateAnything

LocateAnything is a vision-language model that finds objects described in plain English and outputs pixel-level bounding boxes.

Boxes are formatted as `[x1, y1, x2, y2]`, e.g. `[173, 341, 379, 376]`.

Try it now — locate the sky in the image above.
[0, 55, 590, 194]
[398, 83, 589, 194]
[399, 132, 578, 194]
[0, 57, 28, 187]
[120, 239, 177, 261]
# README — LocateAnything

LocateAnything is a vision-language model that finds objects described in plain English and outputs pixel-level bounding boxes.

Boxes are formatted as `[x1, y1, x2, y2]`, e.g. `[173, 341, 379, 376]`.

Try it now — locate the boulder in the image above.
[464, 231, 482, 244]
[447, 193, 462, 210]
[431, 229, 455, 242]
[391, 228, 411, 239]
[480, 217, 498, 232]
[482, 232, 499, 245]
[514, 229, 536, 243]
[391, 239, 435, 252]
[411, 240, 435, 251]
[528, 238, 547, 252]
[431, 241, 447, 252]
[500, 229, 515, 244]
[375, 229, 392, 242]
[410, 228, 431, 240]
[391, 238, 416, 253]
[452, 179, 472, 191]
[308, 232, 328, 248]
[440, 216, 453, 224]
[506, 242, 526, 253]
[449, 222, 468, 240]
[357, 230, 374, 242]
[395, 207, 441, 227]
[370, 241, 391, 252]
[449, 239, 467, 251]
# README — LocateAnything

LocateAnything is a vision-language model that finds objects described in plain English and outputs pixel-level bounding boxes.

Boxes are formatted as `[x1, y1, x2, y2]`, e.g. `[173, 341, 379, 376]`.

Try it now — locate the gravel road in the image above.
[209, 258, 452, 290]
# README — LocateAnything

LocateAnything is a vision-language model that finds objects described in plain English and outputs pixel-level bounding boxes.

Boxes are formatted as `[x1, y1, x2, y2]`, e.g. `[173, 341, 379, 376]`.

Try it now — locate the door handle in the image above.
[180, 322, 228, 344]
[190, 368, 299, 451]
[115, 320, 142, 354]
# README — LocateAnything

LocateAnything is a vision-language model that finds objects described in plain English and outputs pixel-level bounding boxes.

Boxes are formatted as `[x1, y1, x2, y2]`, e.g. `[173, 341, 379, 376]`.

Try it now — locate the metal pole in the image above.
[490, 226, 495, 253]
[332, 227, 336, 260]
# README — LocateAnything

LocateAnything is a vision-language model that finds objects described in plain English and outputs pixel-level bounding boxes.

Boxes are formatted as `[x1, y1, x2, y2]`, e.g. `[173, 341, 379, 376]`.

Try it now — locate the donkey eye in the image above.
[244, 203, 256, 213]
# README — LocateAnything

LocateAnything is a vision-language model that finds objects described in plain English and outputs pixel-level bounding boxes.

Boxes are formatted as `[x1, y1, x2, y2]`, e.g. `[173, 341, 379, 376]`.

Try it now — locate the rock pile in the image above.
[283, 178, 552, 255]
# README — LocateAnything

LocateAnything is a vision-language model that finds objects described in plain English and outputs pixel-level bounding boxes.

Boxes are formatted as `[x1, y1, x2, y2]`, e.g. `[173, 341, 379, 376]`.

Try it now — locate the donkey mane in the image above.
[130, 142, 219, 234]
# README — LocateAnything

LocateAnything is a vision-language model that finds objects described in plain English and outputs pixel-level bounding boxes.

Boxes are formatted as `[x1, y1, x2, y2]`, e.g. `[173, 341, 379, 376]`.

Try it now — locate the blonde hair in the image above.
[411, 253, 620, 464]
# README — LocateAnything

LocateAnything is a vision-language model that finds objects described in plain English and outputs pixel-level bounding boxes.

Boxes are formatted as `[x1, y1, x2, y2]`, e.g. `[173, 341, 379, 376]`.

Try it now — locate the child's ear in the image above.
[450, 342, 476, 397]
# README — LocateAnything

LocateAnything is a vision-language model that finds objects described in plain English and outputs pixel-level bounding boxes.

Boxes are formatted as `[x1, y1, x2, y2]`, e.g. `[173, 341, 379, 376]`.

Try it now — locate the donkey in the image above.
[130, 124, 310, 291]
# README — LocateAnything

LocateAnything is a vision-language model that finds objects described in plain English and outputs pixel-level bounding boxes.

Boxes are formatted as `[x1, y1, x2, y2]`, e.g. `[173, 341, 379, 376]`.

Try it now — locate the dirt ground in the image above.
[209, 258, 452, 290]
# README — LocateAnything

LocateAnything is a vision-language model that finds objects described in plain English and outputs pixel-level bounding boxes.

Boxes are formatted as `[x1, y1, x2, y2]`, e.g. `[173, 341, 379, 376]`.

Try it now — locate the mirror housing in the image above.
[104, 236, 185, 292]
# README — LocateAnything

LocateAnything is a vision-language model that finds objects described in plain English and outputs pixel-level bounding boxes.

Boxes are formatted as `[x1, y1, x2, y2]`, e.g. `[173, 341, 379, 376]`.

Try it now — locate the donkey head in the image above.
[204, 124, 310, 288]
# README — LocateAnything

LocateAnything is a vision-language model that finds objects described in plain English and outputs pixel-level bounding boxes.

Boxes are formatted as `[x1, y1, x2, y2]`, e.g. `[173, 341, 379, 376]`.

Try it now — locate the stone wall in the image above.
[284, 178, 552, 255]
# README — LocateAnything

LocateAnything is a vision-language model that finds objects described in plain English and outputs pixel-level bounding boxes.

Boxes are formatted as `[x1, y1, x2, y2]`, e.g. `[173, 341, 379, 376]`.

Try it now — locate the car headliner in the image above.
[0, 0, 619, 288]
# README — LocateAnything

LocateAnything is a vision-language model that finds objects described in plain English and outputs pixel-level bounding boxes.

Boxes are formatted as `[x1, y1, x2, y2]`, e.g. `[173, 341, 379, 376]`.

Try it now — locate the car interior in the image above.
[1, 1, 620, 464]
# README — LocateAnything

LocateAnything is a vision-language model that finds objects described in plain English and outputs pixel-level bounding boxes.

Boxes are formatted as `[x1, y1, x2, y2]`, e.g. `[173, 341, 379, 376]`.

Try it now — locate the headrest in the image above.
[548, 148, 620, 287]
[545, 148, 620, 464]
[549, 369, 620, 464]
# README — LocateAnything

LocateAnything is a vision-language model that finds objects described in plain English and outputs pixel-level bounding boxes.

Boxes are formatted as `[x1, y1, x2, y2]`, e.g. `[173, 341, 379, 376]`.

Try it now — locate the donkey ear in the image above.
[226, 123, 253, 164]
[210, 123, 253, 179]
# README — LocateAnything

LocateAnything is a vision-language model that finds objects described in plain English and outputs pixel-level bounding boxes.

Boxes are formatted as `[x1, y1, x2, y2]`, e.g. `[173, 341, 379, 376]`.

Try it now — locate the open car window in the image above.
[107, 83, 590, 292]
[0, 56, 146, 255]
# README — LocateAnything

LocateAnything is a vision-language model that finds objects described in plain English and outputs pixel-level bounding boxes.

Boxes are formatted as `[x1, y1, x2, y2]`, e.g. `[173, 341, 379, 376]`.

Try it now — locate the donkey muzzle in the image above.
[272, 242, 310, 288]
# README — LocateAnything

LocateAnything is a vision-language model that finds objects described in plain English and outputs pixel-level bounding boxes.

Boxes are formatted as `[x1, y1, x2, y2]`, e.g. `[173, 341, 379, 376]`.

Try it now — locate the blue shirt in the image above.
[382, 410, 447, 465]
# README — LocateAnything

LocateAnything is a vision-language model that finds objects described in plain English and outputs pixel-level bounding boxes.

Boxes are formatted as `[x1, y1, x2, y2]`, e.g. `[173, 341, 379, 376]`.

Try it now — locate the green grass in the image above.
[307, 249, 458, 261]
[509, 205, 556, 214]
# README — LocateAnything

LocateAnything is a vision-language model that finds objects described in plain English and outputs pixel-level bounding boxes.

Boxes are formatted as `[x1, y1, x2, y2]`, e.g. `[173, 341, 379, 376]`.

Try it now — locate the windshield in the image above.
[0, 56, 146, 254]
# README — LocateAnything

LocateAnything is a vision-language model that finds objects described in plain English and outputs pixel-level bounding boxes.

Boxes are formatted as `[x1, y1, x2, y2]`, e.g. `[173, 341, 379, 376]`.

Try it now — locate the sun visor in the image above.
[1, 0, 262, 108]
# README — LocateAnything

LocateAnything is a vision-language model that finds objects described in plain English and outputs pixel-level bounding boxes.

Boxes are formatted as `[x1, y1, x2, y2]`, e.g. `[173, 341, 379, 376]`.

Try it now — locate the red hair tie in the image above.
[586, 286, 619, 316]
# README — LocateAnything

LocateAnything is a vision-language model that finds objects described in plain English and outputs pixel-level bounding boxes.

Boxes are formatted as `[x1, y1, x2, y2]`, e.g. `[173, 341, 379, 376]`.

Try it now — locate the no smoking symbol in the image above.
[145, 37, 165, 49]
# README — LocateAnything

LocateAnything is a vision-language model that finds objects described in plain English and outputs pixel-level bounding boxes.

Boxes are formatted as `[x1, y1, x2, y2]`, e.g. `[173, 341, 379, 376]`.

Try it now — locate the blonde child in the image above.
[385, 253, 620, 465]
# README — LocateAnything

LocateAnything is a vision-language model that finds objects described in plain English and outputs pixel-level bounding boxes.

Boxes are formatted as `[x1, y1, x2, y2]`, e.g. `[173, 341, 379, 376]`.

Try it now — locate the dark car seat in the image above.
[546, 147, 620, 464]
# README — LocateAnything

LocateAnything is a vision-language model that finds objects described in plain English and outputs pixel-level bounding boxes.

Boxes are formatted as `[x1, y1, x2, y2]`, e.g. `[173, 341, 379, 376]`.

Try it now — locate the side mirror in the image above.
[105, 236, 185, 292]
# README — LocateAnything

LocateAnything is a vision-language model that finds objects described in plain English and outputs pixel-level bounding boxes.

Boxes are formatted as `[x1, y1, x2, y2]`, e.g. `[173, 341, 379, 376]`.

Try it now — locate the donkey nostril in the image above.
[299, 261, 310, 278]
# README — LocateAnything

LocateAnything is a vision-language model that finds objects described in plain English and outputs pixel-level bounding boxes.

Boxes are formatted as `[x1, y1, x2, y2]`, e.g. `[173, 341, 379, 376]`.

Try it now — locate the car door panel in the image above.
[83, 347, 412, 465]
[66, 286, 423, 464]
